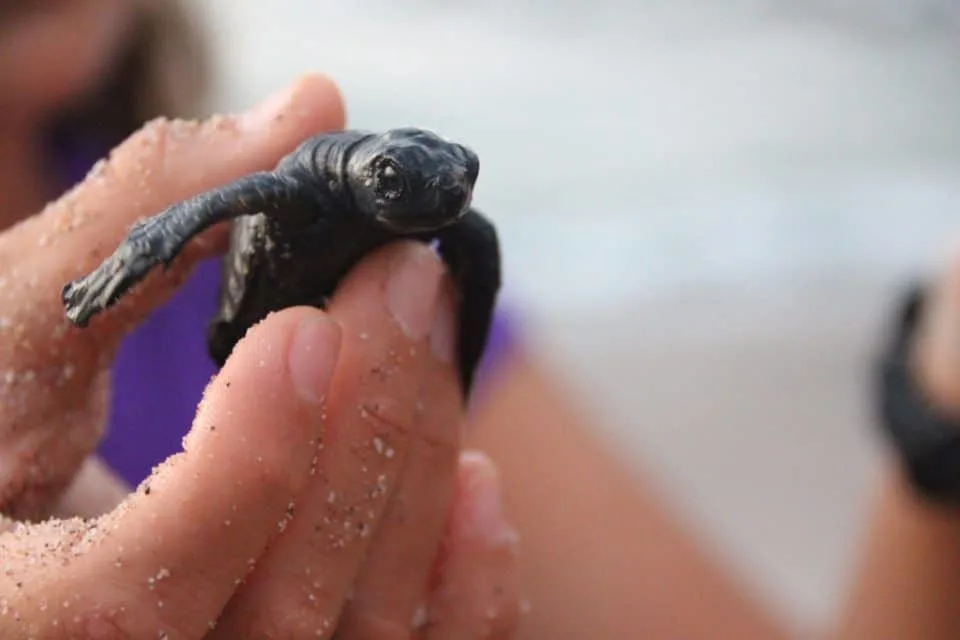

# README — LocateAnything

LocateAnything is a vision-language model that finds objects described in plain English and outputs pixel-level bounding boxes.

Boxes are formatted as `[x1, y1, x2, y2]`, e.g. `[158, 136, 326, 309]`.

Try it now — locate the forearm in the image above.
[830, 467, 960, 640]
[467, 351, 793, 640]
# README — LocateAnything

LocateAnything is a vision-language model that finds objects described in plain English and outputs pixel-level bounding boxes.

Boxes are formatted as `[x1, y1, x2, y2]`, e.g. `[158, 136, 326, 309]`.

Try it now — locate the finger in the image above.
[336, 275, 464, 639]
[211, 241, 446, 639]
[1, 307, 342, 639]
[423, 451, 523, 640]
[0, 73, 343, 520]
[52, 455, 130, 519]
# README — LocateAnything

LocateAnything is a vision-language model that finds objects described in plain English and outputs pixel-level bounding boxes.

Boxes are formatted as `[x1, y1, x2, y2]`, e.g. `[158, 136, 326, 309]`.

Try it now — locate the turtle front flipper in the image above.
[430, 207, 502, 400]
[62, 172, 305, 327]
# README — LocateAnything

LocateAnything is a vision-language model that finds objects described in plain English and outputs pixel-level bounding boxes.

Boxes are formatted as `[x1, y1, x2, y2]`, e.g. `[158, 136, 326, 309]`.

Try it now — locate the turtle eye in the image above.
[375, 161, 406, 200]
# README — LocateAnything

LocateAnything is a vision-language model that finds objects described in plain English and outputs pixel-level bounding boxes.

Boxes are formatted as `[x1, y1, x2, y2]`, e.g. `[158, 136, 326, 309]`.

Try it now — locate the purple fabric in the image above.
[53, 140, 518, 487]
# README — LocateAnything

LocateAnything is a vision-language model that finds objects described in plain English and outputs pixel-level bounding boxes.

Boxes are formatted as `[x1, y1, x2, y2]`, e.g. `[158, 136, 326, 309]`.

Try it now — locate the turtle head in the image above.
[346, 128, 479, 233]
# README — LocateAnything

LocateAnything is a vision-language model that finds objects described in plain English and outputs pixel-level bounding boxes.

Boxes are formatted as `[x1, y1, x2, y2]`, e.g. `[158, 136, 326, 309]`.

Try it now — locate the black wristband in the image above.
[876, 282, 960, 507]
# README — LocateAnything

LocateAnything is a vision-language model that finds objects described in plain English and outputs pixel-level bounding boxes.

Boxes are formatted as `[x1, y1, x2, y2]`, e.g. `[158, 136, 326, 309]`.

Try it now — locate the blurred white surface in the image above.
[190, 0, 960, 628]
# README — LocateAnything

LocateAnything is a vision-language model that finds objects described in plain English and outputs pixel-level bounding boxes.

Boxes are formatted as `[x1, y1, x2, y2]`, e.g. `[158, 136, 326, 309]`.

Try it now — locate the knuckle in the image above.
[358, 397, 415, 446]
[66, 612, 132, 640]
[245, 598, 339, 640]
[414, 369, 463, 460]
[250, 454, 306, 506]
[416, 426, 460, 468]
[233, 440, 312, 512]
[62, 602, 190, 640]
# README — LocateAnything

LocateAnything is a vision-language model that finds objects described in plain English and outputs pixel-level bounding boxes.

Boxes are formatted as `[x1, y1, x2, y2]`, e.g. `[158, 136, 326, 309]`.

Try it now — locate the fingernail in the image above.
[240, 80, 299, 129]
[387, 243, 444, 341]
[289, 313, 342, 404]
[460, 451, 510, 538]
[430, 278, 457, 363]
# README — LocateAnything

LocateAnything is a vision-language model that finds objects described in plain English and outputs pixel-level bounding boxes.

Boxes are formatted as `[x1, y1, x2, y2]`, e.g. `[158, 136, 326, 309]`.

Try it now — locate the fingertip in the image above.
[287, 308, 344, 405]
[455, 450, 514, 543]
[423, 450, 524, 636]
[298, 71, 348, 130]
[188, 305, 341, 450]
[240, 71, 346, 133]
[458, 449, 497, 477]
[327, 241, 446, 347]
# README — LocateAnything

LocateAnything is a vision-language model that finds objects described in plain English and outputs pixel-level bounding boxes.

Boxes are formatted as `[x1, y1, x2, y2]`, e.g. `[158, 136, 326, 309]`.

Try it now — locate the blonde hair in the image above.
[124, 0, 212, 121]
[53, 0, 212, 146]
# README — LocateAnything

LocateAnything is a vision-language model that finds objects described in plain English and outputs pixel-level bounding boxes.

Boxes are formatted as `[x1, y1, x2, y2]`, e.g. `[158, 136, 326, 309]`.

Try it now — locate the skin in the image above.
[0, 73, 522, 638]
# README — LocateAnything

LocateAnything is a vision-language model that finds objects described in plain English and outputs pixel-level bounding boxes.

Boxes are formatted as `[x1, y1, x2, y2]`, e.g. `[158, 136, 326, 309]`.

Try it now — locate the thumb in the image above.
[0, 306, 342, 639]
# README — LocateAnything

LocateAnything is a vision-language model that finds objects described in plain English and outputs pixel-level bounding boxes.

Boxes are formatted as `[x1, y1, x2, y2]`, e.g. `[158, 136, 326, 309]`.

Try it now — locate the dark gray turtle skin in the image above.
[61, 127, 501, 399]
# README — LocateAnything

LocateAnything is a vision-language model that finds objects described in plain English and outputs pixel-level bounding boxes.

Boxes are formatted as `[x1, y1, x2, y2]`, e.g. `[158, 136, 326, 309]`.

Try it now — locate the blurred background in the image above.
[188, 0, 960, 630]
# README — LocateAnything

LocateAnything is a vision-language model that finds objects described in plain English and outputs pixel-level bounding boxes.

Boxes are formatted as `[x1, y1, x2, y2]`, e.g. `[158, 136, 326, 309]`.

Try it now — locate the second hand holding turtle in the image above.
[61, 127, 502, 399]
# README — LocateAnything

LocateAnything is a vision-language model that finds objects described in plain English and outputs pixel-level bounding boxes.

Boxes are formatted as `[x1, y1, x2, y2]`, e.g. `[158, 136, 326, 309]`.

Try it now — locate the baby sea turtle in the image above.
[61, 127, 501, 399]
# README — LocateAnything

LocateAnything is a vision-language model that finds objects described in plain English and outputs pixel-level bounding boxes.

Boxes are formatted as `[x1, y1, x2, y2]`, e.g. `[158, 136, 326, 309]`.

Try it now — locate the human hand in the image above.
[0, 254, 523, 638]
[0, 72, 523, 638]
[203, 238, 522, 639]
[0, 73, 345, 521]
